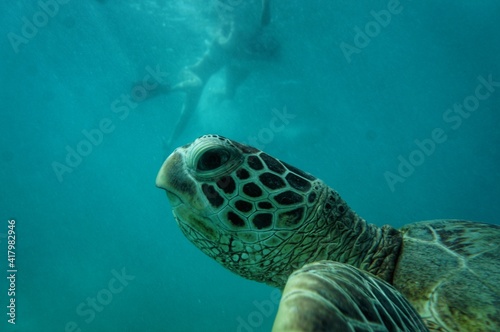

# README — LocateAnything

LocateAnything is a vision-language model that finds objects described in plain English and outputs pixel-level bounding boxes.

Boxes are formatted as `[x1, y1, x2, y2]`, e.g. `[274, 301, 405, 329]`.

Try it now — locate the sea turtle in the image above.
[156, 134, 500, 331]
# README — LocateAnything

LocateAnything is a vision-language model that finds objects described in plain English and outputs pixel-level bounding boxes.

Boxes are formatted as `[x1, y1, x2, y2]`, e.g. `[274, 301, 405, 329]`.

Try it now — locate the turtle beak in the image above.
[155, 153, 174, 191]
[156, 151, 184, 191]
[156, 152, 184, 208]
[156, 150, 199, 208]
[164, 190, 182, 207]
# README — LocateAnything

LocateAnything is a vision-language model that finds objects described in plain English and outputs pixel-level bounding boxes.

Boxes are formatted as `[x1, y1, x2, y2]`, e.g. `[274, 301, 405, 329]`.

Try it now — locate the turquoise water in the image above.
[1, 1, 499, 331]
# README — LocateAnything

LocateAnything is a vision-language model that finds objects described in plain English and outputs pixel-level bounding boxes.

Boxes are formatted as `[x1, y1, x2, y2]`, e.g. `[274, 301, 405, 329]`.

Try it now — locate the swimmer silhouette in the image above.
[148, 0, 279, 149]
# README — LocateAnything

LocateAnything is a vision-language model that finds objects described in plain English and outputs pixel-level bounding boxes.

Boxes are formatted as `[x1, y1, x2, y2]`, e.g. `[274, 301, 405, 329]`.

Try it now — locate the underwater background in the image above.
[1, 0, 499, 331]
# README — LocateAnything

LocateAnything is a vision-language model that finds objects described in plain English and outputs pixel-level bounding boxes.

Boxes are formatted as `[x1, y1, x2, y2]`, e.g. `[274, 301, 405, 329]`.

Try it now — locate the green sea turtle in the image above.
[156, 134, 500, 331]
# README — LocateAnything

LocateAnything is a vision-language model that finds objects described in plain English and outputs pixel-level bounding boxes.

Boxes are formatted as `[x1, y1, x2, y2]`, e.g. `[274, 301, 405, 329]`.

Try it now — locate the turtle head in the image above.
[156, 134, 347, 287]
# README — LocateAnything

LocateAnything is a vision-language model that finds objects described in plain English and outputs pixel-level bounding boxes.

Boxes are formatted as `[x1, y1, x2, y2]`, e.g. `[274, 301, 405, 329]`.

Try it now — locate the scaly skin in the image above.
[156, 134, 402, 288]
[156, 135, 500, 331]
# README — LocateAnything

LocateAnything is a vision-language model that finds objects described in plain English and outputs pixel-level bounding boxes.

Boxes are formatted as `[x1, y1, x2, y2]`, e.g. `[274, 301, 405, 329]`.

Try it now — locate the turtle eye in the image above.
[197, 148, 230, 171]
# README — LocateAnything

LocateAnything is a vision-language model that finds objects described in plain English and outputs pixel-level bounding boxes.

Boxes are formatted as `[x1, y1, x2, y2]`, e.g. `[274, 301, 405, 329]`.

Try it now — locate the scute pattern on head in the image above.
[156, 134, 338, 286]
[177, 135, 320, 234]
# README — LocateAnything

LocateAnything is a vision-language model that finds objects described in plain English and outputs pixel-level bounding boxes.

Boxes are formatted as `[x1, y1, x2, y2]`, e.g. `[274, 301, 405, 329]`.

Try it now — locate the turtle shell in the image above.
[393, 219, 500, 331]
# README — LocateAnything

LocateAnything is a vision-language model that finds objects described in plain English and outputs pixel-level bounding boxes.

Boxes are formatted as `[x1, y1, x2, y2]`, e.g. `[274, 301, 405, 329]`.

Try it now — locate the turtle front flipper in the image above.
[272, 261, 429, 332]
